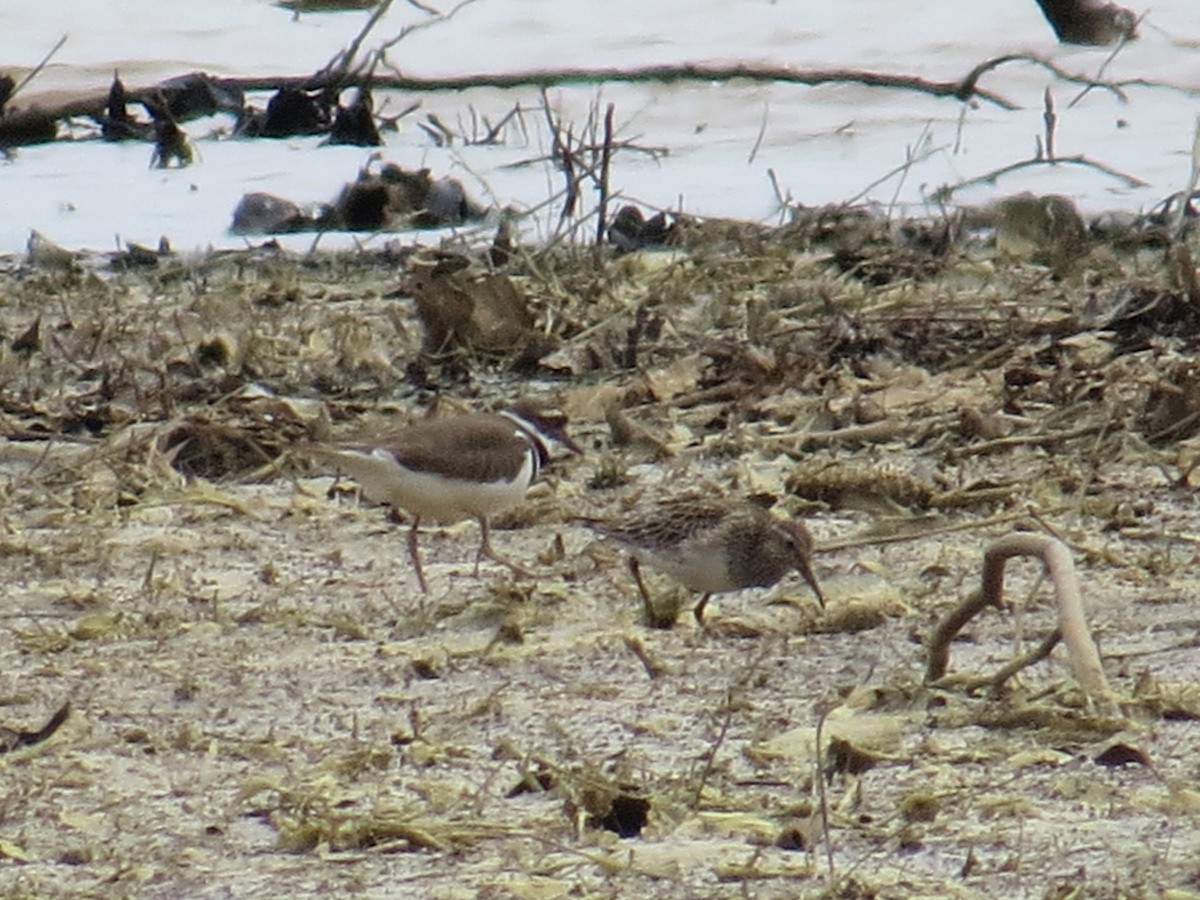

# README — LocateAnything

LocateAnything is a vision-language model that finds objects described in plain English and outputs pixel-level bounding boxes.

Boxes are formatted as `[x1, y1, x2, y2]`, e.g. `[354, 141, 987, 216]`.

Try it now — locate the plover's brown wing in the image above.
[365, 413, 534, 485]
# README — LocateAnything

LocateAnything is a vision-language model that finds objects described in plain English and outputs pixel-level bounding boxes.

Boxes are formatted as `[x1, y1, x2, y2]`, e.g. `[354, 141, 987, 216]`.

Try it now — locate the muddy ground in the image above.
[2, 211, 1200, 899]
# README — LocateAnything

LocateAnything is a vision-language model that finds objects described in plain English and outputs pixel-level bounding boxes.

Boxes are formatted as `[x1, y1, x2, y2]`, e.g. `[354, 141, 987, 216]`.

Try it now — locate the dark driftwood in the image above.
[0, 60, 1022, 147]
[8, 47, 1195, 150]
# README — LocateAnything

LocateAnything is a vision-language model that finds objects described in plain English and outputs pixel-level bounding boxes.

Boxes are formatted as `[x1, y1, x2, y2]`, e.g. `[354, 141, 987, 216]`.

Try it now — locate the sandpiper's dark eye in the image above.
[782, 530, 810, 554]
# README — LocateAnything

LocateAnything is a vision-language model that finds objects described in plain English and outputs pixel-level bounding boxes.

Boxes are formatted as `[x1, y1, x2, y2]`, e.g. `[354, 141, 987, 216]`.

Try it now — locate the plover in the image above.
[310, 400, 581, 593]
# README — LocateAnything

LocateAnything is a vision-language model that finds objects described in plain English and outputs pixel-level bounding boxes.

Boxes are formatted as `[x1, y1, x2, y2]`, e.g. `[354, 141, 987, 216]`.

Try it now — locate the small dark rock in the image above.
[255, 87, 330, 138]
[231, 192, 314, 235]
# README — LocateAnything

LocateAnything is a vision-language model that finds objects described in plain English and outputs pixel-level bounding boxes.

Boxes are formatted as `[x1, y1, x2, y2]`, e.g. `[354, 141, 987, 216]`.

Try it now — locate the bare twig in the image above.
[540, 90, 578, 225]
[888, 122, 935, 218]
[375, 0, 485, 74]
[829, 123, 945, 212]
[765, 167, 794, 220]
[464, 103, 525, 146]
[314, 0, 395, 84]
[1067, 12, 1144, 108]
[813, 701, 836, 881]
[691, 689, 736, 808]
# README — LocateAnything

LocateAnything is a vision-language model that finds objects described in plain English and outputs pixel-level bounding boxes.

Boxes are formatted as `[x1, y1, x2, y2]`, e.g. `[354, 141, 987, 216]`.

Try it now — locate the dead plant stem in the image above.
[814, 705, 836, 881]
[691, 689, 736, 809]
[595, 102, 616, 255]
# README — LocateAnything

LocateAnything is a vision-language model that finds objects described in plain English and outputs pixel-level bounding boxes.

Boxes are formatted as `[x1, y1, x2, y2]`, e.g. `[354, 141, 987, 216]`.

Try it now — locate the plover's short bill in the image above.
[584, 493, 825, 626]
[309, 400, 581, 593]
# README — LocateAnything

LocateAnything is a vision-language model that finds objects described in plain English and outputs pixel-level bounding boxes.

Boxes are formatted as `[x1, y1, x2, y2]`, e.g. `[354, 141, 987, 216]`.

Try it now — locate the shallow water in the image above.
[1, 0, 1198, 253]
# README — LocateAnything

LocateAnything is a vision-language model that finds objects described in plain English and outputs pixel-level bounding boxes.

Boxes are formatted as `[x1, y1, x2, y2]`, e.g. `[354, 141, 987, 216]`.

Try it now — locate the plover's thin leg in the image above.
[406, 516, 429, 594]
[475, 516, 531, 579]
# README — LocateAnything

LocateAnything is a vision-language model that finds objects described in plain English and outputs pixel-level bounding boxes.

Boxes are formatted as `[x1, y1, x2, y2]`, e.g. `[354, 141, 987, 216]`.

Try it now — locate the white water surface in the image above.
[1, 0, 1198, 254]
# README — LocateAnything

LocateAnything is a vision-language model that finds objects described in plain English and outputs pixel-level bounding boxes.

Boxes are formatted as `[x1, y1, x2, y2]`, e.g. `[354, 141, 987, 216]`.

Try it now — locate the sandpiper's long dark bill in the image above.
[310, 400, 581, 593]
[583, 493, 825, 626]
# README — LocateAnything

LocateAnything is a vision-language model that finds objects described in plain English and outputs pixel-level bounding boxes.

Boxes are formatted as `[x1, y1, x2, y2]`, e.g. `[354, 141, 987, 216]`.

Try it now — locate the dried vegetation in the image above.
[2, 204, 1200, 897]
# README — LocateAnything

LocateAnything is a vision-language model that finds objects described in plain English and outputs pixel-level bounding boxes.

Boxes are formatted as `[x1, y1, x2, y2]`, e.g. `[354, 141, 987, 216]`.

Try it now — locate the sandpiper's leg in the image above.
[693, 593, 713, 625]
[630, 558, 685, 629]
[627, 557, 650, 610]
[406, 516, 429, 594]
[475, 516, 531, 579]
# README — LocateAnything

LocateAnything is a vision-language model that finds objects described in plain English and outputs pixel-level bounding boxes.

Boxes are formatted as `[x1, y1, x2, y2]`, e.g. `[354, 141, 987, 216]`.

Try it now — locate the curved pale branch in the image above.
[926, 533, 1116, 713]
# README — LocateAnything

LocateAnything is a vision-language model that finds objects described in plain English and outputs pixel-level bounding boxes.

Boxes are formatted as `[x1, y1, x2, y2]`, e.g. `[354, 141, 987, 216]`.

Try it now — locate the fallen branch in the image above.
[925, 533, 1117, 713]
[0, 59, 1023, 148]
[8, 48, 1193, 150]
[332, 62, 1022, 109]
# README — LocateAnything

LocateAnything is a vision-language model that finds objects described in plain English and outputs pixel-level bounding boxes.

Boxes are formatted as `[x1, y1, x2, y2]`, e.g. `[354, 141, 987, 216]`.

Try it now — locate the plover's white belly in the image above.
[332, 448, 535, 522]
[633, 546, 732, 594]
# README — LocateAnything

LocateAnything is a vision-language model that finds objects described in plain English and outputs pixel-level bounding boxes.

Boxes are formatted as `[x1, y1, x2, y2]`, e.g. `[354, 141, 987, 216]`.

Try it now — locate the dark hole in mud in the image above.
[775, 825, 809, 852]
[593, 793, 651, 838]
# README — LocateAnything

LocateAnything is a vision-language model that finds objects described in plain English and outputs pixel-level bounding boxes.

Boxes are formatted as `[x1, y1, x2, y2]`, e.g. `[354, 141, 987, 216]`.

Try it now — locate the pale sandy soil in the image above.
[1, 227, 1199, 899]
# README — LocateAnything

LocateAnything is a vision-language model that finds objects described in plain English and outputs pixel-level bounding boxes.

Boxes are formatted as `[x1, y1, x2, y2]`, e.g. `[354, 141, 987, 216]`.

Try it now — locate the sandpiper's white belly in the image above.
[633, 546, 732, 594]
[331, 448, 536, 522]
